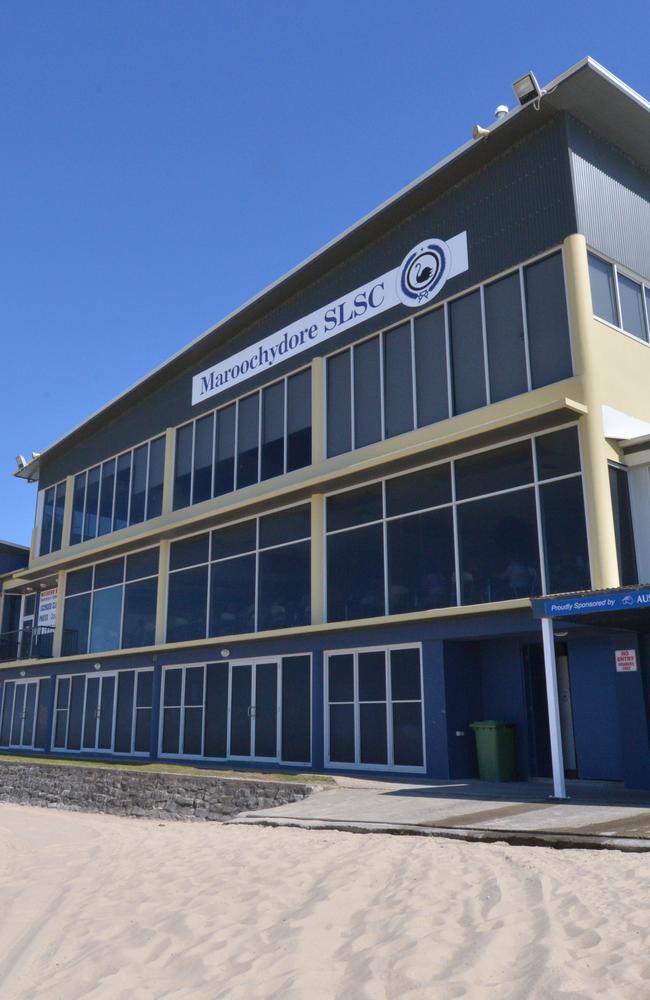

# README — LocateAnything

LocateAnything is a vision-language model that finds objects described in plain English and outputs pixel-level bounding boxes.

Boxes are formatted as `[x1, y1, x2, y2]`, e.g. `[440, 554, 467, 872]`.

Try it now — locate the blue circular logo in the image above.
[397, 238, 451, 307]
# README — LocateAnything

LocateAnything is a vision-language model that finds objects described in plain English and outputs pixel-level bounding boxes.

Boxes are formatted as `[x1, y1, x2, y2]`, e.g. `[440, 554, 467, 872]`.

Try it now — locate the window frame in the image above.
[587, 249, 650, 345]
[38, 479, 67, 557]
[52, 666, 153, 756]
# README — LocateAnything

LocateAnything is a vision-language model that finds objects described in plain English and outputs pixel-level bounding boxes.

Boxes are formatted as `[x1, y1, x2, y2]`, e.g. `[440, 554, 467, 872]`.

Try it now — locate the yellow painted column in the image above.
[563, 233, 619, 589]
[161, 428, 175, 516]
[310, 494, 325, 625]
[51, 569, 66, 658]
[155, 539, 170, 644]
[311, 356, 325, 466]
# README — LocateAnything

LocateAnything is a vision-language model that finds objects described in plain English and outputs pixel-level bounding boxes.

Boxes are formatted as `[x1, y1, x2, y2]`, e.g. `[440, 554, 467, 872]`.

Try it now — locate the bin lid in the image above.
[470, 720, 515, 729]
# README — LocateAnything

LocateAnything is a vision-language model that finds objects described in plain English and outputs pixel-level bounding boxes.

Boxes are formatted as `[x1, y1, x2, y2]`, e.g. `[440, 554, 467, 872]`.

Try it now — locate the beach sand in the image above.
[1, 803, 649, 999]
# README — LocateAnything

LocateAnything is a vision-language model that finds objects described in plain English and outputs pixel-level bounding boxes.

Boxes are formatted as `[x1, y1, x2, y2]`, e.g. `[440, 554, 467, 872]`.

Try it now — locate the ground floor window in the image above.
[0, 677, 51, 750]
[52, 668, 153, 754]
[159, 656, 311, 764]
[325, 645, 424, 770]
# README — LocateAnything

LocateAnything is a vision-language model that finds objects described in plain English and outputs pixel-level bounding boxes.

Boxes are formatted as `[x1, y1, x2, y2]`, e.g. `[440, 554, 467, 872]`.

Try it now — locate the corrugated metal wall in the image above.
[569, 117, 650, 279]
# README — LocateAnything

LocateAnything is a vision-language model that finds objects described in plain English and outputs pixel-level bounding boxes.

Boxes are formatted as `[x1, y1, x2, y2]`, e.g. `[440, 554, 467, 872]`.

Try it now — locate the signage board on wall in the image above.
[615, 649, 638, 673]
[192, 231, 469, 405]
[37, 588, 58, 629]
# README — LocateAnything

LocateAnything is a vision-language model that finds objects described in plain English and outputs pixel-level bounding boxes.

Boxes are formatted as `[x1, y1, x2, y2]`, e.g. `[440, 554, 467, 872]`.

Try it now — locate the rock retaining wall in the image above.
[0, 760, 315, 821]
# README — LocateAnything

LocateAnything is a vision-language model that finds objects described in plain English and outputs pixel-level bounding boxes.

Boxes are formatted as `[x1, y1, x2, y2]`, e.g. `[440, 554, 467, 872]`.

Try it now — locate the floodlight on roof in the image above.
[512, 71, 543, 107]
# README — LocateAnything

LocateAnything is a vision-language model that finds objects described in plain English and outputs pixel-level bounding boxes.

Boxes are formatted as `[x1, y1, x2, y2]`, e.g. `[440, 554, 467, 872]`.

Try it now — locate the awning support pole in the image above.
[541, 616, 567, 799]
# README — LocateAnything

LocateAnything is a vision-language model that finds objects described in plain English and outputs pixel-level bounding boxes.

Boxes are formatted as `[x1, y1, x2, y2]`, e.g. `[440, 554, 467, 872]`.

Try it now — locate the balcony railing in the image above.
[0, 626, 55, 663]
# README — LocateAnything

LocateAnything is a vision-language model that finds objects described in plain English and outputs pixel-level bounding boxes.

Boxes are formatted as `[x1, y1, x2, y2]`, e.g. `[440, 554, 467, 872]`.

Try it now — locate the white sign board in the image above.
[37, 588, 58, 629]
[615, 648, 637, 673]
[192, 232, 469, 405]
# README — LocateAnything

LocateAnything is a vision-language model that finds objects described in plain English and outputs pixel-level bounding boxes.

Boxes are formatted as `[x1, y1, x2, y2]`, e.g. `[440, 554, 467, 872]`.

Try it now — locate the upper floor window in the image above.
[173, 368, 311, 511]
[588, 252, 650, 343]
[326, 251, 572, 458]
[325, 426, 590, 620]
[62, 547, 159, 656]
[69, 436, 165, 547]
[166, 504, 311, 642]
[608, 465, 638, 586]
[39, 480, 66, 556]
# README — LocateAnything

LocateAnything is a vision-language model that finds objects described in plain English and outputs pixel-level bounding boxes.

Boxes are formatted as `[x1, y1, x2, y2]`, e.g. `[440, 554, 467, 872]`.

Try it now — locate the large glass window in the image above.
[326, 647, 424, 770]
[52, 668, 152, 755]
[167, 504, 311, 642]
[609, 465, 638, 586]
[325, 250, 573, 458]
[39, 480, 66, 556]
[68, 435, 165, 547]
[62, 549, 159, 655]
[173, 368, 312, 510]
[326, 426, 589, 617]
[588, 252, 650, 343]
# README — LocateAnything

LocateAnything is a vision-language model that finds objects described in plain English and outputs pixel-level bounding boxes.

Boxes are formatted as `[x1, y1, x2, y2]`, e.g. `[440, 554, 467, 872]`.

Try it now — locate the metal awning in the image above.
[531, 585, 650, 633]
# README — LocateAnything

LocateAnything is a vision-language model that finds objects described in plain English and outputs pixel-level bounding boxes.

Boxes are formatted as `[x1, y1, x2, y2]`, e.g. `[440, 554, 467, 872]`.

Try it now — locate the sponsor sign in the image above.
[615, 649, 638, 673]
[37, 588, 58, 629]
[538, 587, 650, 618]
[192, 231, 469, 405]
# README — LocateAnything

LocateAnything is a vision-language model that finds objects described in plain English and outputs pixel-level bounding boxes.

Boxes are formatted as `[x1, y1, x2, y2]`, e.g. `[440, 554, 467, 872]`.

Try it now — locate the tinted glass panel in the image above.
[163, 668, 182, 706]
[122, 577, 157, 648]
[211, 520, 256, 561]
[113, 453, 131, 531]
[384, 323, 414, 439]
[62, 593, 91, 655]
[230, 664, 252, 756]
[98, 460, 116, 537]
[328, 654, 354, 702]
[52, 481, 66, 552]
[525, 253, 572, 389]
[183, 707, 203, 755]
[449, 291, 486, 414]
[173, 424, 193, 511]
[385, 464, 451, 516]
[84, 677, 100, 747]
[67, 675, 86, 751]
[455, 440, 533, 500]
[170, 533, 209, 570]
[286, 369, 312, 471]
[193, 413, 214, 504]
[360, 703, 388, 764]
[281, 655, 310, 763]
[146, 436, 165, 519]
[329, 704, 355, 762]
[129, 444, 148, 525]
[458, 488, 540, 603]
[209, 554, 256, 636]
[70, 472, 86, 545]
[254, 662, 278, 758]
[609, 467, 638, 586]
[390, 648, 422, 701]
[134, 708, 151, 753]
[259, 505, 310, 548]
[89, 585, 123, 652]
[162, 708, 181, 755]
[236, 393, 260, 489]
[393, 702, 423, 766]
[354, 337, 382, 447]
[535, 428, 581, 481]
[0, 684, 14, 745]
[327, 523, 384, 621]
[83, 466, 101, 541]
[34, 678, 51, 749]
[618, 273, 647, 341]
[136, 670, 153, 707]
[326, 350, 352, 457]
[414, 308, 449, 427]
[97, 676, 116, 749]
[214, 404, 236, 497]
[358, 651, 386, 701]
[540, 478, 590, 594]
[387, 508, 455, 613]
[94, 558, 124, 589]
[588, 253, 617, 325]
[327, 483, 383, 532]
[261, 381, 285, 481]
[66, 567, 93, 596]
[485, 272, 528, 402]
[204, 663, 228, 758]
[40, 487, 54, 556]
[126, 547, 159, 581]
[185, 667, 204, 705]
[258, 542, 310, 631]
[167, 565, 208, 642]
[114, 670, 135, 753]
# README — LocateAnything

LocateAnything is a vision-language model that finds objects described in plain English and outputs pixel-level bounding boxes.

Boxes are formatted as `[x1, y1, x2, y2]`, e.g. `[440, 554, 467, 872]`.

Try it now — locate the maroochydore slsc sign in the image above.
[192, 231, 468, 405]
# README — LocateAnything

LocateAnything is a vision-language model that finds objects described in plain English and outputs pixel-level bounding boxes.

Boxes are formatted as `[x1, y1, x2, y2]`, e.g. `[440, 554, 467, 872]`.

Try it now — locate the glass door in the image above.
[228, 661, 279, 761]
[82, 674, 117, 751]
[3, 680, 39, 748]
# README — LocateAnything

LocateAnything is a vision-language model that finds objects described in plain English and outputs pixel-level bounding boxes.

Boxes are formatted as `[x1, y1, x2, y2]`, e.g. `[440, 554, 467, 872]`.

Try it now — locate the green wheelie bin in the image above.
[470, 721, 516, 781]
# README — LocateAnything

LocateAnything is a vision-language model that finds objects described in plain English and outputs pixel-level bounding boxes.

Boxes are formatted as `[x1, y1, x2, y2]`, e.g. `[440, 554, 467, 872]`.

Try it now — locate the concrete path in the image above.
[232, 775, 650, 851]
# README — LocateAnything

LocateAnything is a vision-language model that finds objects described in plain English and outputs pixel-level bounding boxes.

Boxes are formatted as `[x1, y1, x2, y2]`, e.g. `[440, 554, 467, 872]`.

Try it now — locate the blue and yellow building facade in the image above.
[3, 58, 650, 787]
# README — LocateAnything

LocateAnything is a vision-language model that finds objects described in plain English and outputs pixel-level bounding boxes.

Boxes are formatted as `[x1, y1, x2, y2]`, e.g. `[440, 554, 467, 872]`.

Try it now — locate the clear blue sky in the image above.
[1, 0, 648, 545]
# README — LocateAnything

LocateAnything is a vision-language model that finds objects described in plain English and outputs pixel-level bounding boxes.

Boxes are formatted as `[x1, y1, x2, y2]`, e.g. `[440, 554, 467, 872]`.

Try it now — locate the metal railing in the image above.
[0, 626, 55, 663]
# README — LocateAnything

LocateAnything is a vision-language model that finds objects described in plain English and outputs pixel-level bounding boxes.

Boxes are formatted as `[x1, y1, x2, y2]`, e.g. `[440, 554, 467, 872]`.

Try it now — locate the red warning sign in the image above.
[615, 649, 638, 673]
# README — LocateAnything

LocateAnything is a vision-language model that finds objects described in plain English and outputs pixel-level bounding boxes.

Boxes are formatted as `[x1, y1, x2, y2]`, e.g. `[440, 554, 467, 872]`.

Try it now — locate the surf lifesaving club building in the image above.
[4, 57, 650, 790]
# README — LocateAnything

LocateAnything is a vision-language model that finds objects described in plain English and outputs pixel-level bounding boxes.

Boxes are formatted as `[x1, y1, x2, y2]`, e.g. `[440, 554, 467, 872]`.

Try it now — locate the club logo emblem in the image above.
[397, 238, 452, 307]
[622, 595, 635, 606]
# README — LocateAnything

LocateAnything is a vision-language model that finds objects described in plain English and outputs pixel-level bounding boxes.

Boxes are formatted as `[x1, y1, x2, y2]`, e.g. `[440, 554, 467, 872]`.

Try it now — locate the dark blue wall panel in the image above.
[567, 636, 623, 781]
